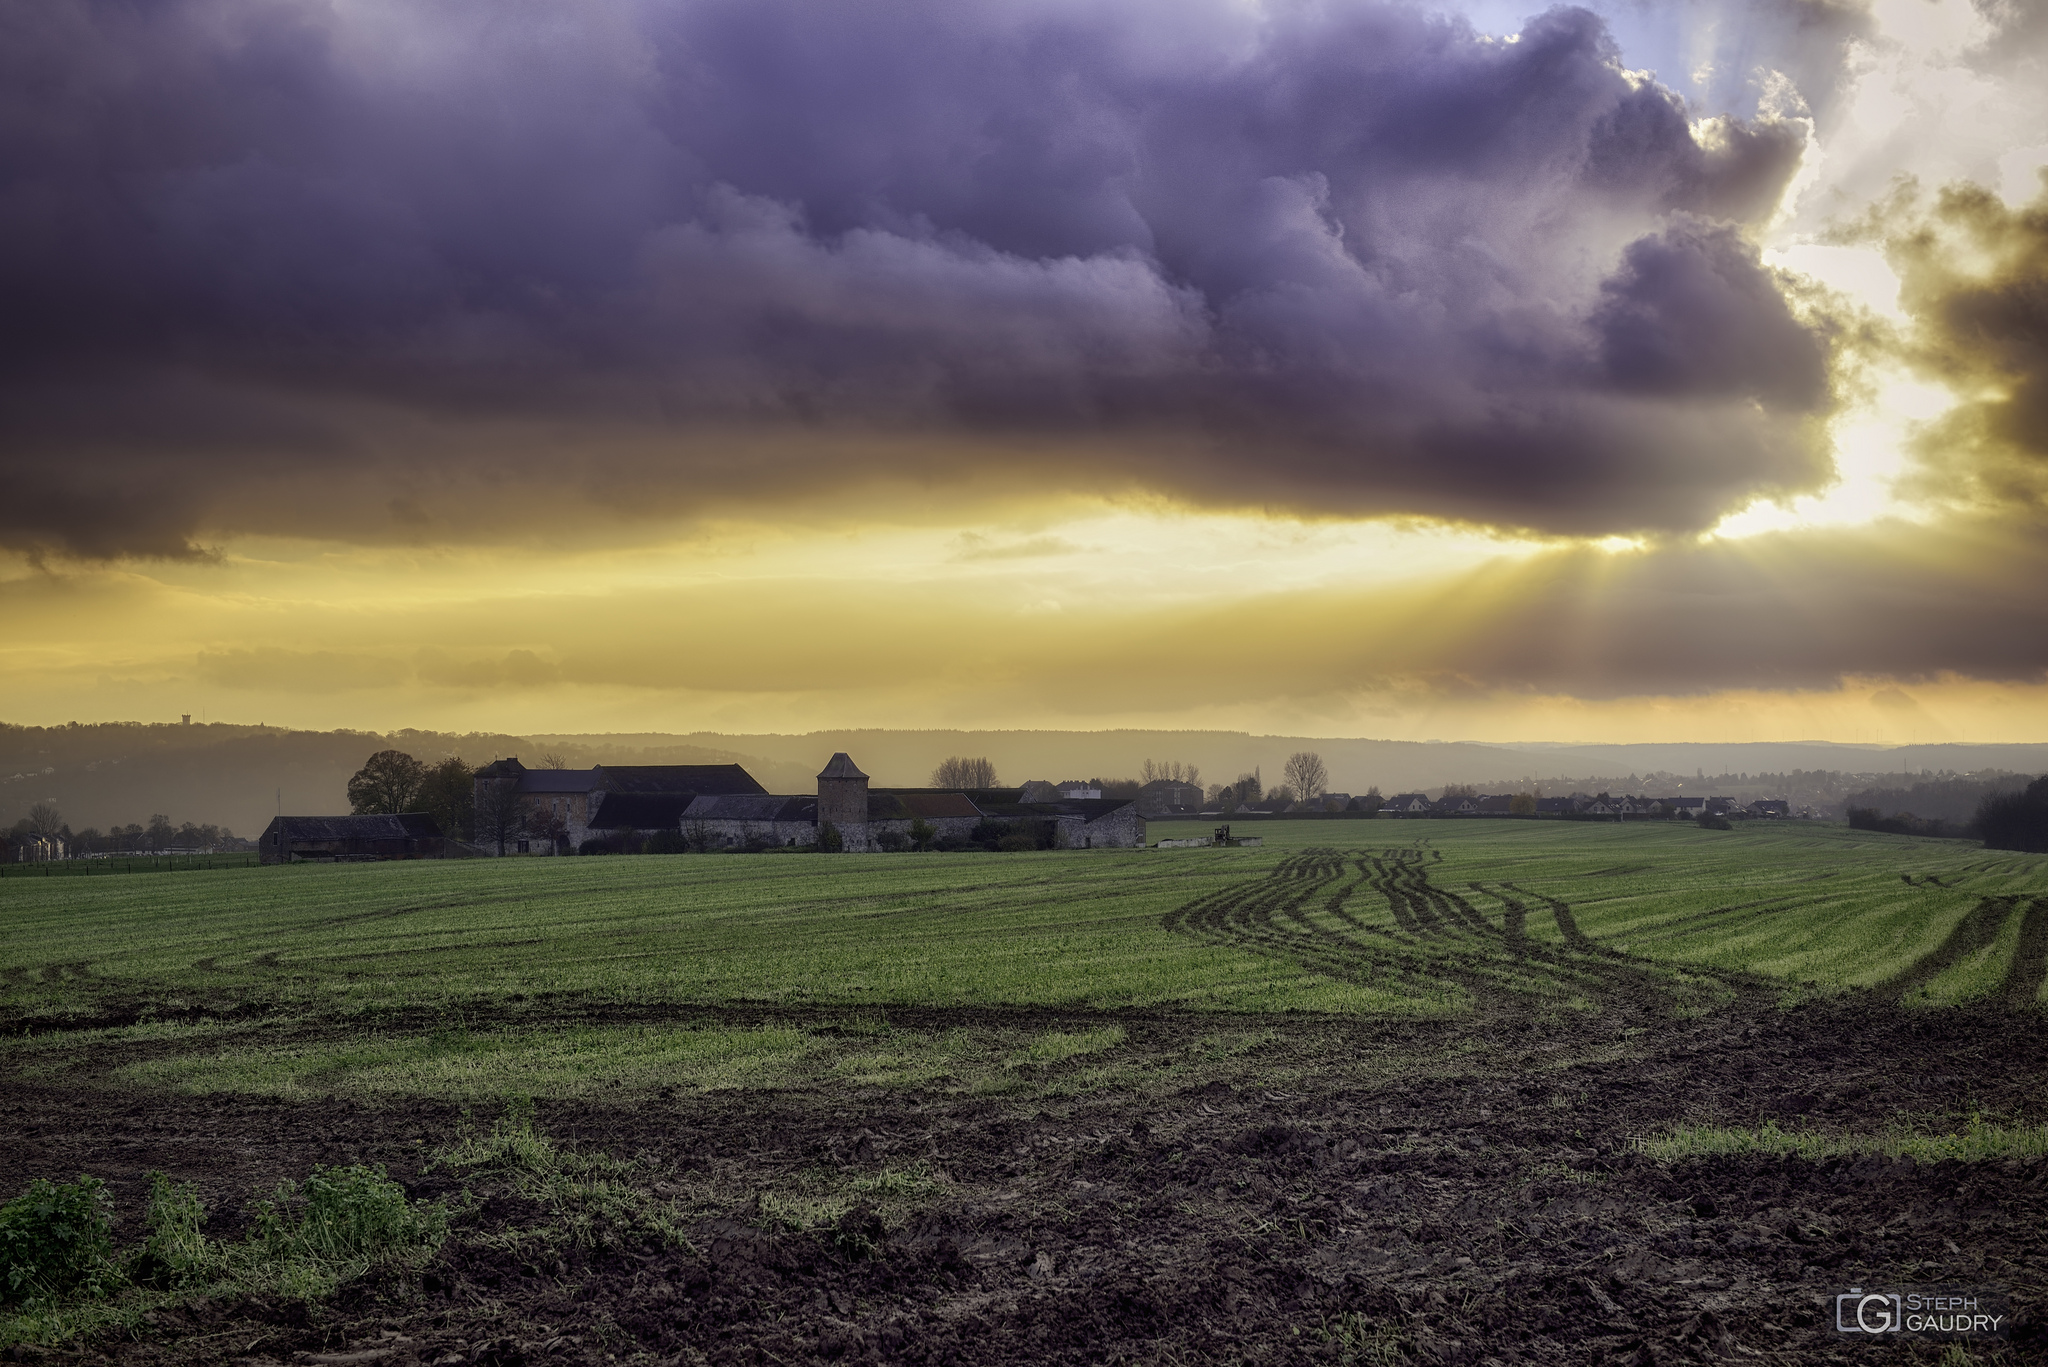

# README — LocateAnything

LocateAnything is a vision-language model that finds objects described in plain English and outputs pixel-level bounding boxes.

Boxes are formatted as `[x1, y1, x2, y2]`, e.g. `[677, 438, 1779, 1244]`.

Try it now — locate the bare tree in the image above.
[1141, 759, 1202, 787]
[474, 775, 530, 855]
[931, 756, 999, 788]
[1283, 751, 1328, 801]
[538, 750, 569, 770]
[27, 800, 63, 838]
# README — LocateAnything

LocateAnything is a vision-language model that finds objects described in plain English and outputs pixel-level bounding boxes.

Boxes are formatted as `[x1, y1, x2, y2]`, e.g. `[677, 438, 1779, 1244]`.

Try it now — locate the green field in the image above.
[4, 820, 2043, 1104]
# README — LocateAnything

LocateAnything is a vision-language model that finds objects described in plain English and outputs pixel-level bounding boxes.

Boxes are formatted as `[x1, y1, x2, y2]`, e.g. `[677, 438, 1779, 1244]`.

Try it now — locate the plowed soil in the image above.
[4, 853, 2045, 1366]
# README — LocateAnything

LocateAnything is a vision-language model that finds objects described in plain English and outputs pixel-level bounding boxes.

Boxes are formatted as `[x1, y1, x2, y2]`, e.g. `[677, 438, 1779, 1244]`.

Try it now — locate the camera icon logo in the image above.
[1836, 1288, 1901, 1334]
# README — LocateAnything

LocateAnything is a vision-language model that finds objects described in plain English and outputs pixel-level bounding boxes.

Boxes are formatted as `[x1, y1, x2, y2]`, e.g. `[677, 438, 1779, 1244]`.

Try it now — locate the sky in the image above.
[2, 0, 2046, 743]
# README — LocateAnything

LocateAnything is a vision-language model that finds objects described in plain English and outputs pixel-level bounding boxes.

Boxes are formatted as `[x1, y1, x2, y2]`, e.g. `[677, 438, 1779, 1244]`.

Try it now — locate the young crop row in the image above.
[3, 823, 2044, 1038]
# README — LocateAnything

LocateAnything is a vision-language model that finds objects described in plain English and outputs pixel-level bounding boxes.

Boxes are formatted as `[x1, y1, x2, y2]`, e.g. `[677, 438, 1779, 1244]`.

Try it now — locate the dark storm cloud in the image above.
[0, 0, 1832, 556]
[1594, 220, 1829, 405]
[1876, 182, 2048, 514]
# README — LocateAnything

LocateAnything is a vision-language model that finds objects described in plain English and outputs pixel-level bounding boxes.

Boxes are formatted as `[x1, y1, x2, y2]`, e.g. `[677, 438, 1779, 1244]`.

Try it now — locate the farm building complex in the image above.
[470, 752, 1144, 854]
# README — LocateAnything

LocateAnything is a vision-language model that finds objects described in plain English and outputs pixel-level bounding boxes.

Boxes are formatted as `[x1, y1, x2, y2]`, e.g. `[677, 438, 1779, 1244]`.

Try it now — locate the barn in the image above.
[259, 813, 445, 863]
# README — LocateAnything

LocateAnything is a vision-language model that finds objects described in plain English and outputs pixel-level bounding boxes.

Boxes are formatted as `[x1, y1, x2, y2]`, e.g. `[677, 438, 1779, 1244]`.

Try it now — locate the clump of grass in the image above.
[434, 1102, 688, 1254]
[1319, 1310, 1410, 1366]
[249, 1165, 446, 1282]
[1643, 1117, 2048, 1164]
[754, 1162, 949, 1236]
[130, 1175, 212, 1288]
[846, 1164, 946, 1202]
[1021, 1025, 1126, 1065]
[0, 1177, 120, 1309]
[435, 1099, 567, 1178]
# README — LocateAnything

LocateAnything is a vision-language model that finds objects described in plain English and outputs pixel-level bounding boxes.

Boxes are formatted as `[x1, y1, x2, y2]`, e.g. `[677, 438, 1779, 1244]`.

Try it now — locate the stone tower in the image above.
[816, 752, 870, 851]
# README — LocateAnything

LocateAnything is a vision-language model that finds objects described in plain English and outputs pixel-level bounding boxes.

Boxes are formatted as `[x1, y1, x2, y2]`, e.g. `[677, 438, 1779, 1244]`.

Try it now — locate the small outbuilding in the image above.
[259, 813, 445, 863]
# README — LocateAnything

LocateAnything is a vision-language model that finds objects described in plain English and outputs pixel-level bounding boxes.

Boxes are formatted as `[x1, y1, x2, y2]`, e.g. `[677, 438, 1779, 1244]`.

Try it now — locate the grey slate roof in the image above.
[269, 814, 442, 840]
[588, 793, 696, 830]
[519, 768, 600, 794]
[817, 752, 868, 781]
[599, 764, 765, 795]
[682, 794, 816, 822]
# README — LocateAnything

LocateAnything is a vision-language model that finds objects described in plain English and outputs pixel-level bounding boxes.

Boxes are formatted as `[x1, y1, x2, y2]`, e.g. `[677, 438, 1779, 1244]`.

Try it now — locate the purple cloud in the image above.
[0, 0, 1831, 555]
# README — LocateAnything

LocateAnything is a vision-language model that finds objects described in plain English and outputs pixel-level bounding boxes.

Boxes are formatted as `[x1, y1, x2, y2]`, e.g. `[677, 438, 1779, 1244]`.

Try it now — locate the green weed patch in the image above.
[0, 1177, 119, 1309]
[434, 1103, 692, 1254]
[0, 1166, 444, 1351]
[1642, 1118, 2048, 1164]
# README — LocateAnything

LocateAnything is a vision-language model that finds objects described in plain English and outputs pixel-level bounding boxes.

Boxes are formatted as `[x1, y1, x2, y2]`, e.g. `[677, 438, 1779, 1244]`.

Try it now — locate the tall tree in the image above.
[415, 756, 476, 839]
[474, 775, 530, 855]
[1283, 751, 1327, 800]
[931, 756, 999, 788]
[347, 749, 427, 814]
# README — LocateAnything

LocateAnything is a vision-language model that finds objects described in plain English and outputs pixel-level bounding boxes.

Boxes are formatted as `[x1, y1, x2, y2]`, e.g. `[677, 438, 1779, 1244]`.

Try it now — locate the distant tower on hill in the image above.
[816, 752, 871, 852]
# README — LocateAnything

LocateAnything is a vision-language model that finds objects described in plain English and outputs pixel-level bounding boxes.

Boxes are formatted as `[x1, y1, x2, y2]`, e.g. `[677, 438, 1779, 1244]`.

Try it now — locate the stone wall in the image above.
[685, 818, 820, 850]
[1069, 803, 1144, 848]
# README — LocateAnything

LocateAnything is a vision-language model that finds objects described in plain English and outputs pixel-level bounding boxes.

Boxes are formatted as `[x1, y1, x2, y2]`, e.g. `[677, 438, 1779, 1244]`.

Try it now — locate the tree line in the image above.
[1973, 776, 2048, 854]
[3, 800, 245, 856]
[926, 752, 1338, 810]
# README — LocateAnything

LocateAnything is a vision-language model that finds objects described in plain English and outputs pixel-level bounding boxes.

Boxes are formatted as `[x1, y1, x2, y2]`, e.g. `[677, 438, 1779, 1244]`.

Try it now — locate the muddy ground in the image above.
[3, 852, 2045, 1365]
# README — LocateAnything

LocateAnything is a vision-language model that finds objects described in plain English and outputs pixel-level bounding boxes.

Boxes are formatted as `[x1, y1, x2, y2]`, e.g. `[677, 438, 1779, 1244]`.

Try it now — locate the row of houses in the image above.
[259, 753, 1143, 862]
[1166, 791, 1796, 819]
[1372, 793, 1792, 819]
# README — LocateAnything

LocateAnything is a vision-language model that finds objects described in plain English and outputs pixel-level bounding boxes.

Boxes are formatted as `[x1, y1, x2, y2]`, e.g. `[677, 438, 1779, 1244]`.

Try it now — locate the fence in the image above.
[0, 852, 261, 877]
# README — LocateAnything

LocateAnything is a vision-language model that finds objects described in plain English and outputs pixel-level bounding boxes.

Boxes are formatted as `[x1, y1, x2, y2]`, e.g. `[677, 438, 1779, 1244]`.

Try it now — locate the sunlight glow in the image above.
[1765, 244, 1905, 323]
[1706, 372, 1952, 540]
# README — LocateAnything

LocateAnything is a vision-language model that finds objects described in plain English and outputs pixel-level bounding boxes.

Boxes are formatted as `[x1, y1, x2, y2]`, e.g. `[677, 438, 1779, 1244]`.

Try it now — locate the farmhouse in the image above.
[1135, 778, 1204, 818]
[9, 833, 66, 862]
[259, 813, 444, 863]
[473, 759, 766, 854]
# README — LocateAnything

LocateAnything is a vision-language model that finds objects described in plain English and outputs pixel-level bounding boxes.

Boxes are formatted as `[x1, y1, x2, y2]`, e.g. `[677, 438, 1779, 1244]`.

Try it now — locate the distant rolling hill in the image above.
[9, 721, 2044, 835]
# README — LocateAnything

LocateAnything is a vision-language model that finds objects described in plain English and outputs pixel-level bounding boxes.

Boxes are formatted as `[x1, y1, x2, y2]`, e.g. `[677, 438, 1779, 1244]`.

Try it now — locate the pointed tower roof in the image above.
[817, 752, 869, 781]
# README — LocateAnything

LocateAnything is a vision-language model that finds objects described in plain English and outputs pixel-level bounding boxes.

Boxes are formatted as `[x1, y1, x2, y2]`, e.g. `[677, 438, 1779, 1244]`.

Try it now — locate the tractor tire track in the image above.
[1163, 851, 1766, 1023]
[2000, 897, 2048, 1008]
[1472, 883, 1527, 953]
[1881, 896, 2019, 1001]
[1497, 881, 1593, 951]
